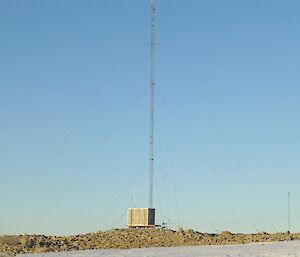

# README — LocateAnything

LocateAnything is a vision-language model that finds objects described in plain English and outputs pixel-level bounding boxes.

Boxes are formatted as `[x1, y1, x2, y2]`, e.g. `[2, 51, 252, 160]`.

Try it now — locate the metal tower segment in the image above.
[288, 192, 291, 233]
[149, 0, 156, 209]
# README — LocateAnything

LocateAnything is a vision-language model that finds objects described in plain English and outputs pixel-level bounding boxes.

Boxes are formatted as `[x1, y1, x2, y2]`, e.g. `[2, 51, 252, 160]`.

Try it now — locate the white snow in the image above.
[18, 241, 300, 257]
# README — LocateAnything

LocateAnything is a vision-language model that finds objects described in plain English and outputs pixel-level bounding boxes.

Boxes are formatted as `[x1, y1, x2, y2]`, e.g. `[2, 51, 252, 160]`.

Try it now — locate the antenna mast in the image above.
[149, 0, 156, 209]
[288, 192, 291, 233]
[127, 1, 157, 228]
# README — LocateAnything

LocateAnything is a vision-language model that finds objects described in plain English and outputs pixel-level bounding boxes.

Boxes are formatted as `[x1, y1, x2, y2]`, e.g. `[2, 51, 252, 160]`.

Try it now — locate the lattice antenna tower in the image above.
[149, 0, 156, 209]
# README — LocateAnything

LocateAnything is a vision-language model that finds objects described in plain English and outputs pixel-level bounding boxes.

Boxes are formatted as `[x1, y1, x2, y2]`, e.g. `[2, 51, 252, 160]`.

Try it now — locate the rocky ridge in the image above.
[0, 229, 299, 256]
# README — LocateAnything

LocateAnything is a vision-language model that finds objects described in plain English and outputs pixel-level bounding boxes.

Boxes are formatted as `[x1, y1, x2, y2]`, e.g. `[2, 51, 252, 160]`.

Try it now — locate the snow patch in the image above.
[18, 241, 300, 257]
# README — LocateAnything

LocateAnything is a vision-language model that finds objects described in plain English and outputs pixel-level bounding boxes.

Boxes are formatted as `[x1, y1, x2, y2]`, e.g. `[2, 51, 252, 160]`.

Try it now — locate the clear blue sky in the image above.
[1, 0, 300, 236]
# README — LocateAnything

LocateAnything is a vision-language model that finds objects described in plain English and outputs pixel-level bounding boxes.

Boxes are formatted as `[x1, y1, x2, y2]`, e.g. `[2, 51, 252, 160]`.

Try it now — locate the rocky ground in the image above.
[0, 229, 299, 256]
